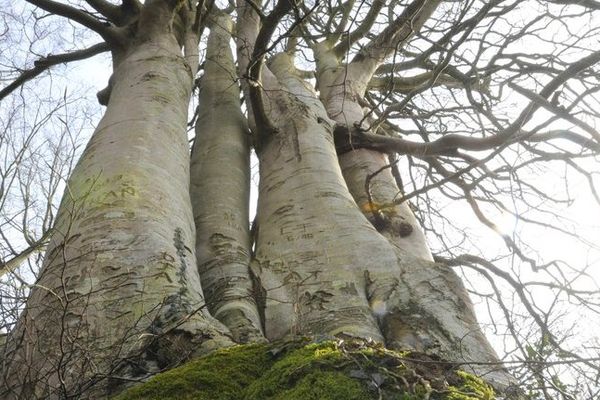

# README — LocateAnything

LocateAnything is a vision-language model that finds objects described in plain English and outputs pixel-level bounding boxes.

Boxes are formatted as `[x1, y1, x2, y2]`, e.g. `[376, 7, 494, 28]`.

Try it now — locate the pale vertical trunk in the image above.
[314, 42, 432, 260]
[253, 53, 396, 342]
[317, 84, 511, 386]
[308, 6, 511, 386]
[235, 0, 262, 133]
[250, 53, 509, 385]
[2, 30, 231, 400]
[190, 15, 263, 343]
[338, 150, 434, 260]
[235, 0, 280, 134]
[312, 1, 441, 259]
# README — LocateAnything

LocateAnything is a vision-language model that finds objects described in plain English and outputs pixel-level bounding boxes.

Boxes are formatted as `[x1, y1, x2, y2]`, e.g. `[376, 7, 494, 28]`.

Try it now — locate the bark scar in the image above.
[291, 119, 302, 161]
[249, 263, 267, 333]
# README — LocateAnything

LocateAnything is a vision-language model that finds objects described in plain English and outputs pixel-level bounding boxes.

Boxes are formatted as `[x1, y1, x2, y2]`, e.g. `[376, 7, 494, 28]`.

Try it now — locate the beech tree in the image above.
[1, 0, 599, 398]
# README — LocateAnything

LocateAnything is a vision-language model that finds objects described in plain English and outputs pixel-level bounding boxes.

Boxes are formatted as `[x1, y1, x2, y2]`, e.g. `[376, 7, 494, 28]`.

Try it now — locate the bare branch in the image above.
[0, 231, 51, 278]
[350, 0, 441, 74]
[546, 0, 600, 9]
[84, 0, 122, 22]
[508, 82, 600, 144]
[0, 42, 110, 102]
[368, 71, 490, 94]
[25, 0, 119, 41]
[333, 0, 385, 58]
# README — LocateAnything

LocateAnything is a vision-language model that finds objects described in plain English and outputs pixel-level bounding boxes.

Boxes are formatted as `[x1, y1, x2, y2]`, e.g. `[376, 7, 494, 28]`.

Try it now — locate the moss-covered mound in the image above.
[114, 339, 495, 400]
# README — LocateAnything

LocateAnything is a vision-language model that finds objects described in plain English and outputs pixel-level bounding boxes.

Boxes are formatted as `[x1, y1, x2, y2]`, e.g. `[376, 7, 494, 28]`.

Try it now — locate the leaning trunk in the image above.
[1, 17, 231, 400]
[252, 53, 508, 384]
[313, 31, 510, 388]
[1, 2, 519, 397]
[253, 53, 395, 342]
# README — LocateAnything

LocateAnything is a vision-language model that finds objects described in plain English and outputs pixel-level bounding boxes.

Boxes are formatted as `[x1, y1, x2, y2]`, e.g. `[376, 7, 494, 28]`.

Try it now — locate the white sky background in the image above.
[1, 0, 600, 392]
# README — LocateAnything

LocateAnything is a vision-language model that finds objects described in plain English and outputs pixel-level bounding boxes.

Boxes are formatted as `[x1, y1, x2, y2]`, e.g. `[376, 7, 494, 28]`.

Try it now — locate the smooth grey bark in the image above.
[309, 1, 512, 388]
[253, 53, 390, 342]
[312, 0, 440, 260]
[248, 51, 511, 388]
[0, 1, 519, 397]
[1, 5, 232, 399]
[190, 15, 263, 343]
[231, 0, 513, 388]
[338, 150, 433, 260]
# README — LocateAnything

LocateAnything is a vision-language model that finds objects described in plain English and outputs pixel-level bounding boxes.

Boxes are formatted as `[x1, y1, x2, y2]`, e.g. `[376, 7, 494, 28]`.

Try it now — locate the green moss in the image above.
[445, 371, 495, 400]
[114, 343, 272, 400]
[114, 340, 497, 400]
[245, 342, 369, 400]
[263, 371, 370, 400]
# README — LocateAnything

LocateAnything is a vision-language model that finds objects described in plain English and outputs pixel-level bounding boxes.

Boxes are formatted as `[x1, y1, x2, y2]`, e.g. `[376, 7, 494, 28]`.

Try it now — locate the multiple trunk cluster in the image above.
[1, 1, 513, 398]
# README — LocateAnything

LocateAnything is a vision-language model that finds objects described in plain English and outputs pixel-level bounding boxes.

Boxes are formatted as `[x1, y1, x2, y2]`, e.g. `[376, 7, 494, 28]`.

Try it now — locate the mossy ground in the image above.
[114, 339, 496, 400]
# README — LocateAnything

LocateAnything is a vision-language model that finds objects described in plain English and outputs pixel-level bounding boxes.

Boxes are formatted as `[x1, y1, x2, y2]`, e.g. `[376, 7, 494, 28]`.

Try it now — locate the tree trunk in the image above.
[253, 53, 391, 342]
[1, 9, 232, 399]
[190, 14, 263, 343]
[249, 51, 512, 389]
[308, 15, 510, 387]
[0, 1, 520, 398]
